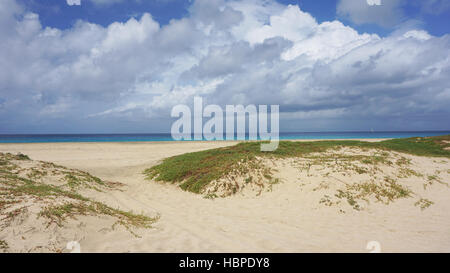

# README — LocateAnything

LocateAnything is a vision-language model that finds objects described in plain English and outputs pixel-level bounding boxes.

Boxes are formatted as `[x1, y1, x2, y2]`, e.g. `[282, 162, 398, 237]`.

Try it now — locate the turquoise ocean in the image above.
[0, 131, 449, 143]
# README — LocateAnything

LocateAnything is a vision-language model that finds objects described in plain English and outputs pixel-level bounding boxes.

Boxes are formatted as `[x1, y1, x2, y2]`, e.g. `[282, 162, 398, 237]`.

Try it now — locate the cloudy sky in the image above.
[0, 0, 449, 134]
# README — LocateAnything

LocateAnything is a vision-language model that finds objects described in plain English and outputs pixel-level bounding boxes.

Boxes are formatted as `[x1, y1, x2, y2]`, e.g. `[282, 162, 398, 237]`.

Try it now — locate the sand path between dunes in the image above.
[1, 140, 449, 253]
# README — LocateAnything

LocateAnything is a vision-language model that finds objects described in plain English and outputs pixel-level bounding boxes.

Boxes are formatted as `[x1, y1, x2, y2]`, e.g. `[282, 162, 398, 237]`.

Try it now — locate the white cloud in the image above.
[402, 30, 432, 41]
[338, 0, 450, 28]
[67, 0, 135, 7]
[66, 0, 81, 6]
[366, 0, 381, 6]
[0, 0, 449, 132]
[337, 0, 406, 27]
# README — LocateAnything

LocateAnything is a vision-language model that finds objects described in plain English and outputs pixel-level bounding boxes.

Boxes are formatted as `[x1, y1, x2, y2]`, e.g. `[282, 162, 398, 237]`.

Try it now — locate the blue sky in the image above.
[0, 0, 449, 133]
[19, 0, 450, 36]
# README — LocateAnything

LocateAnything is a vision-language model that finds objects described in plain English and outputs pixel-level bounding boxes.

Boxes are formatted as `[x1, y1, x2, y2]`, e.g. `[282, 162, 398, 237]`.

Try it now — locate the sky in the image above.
[0, 0, 449, 134]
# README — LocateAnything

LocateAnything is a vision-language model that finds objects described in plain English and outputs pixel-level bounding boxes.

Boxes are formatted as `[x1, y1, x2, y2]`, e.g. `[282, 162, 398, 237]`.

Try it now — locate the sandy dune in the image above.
[1, 140, 449, 253]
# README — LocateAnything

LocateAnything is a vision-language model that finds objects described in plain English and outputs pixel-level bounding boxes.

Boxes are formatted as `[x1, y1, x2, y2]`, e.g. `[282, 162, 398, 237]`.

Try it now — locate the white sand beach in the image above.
[1, 140, 450, 253]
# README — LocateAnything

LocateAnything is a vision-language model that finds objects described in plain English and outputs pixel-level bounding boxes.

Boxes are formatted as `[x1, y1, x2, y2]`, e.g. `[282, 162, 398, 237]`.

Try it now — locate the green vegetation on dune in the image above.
[0, 240, 8, 252]
[374, 135, 450, 157]
[0, 152, 158, 233]
[144, 135, 450, 194]
[145, 144, 260, 193]
[39, 201, 158, 229]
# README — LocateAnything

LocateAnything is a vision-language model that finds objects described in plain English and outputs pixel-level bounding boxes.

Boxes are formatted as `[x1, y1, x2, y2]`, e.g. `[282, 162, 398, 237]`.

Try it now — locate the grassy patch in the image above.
[335, 190, 361, 210]
[414, 198, 434, 210]
[334, 177, 412, 210]
[423, 174, 448, 190]
[144, 145, 262, 193]
[39, 201, 159, 230]
[396, 157, 412, 166]
[398, 168, 423, 178]
[319, 195, 338, 207]
[377, 135, 450, 157]
[203, 193, 218, 200]
[63, 170, 105, 191]
[1, 153, 30, 161]
[145, 135, 450, 194]
[427, 175, 439, 181]
[1, 152, 158, 233]
[26, 168, 48, 179]
[11, 177, 88, 201]
[0, 240, 8, 251]
[15, 153, 31, 160]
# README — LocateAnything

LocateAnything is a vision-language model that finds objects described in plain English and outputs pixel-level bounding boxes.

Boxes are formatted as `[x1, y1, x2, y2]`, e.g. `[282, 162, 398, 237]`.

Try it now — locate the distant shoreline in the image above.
[0, 131, 448, 144]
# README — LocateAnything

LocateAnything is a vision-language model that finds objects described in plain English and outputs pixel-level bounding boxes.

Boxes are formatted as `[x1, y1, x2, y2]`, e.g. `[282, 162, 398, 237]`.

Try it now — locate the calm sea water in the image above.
[0, 131, 449, 143]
